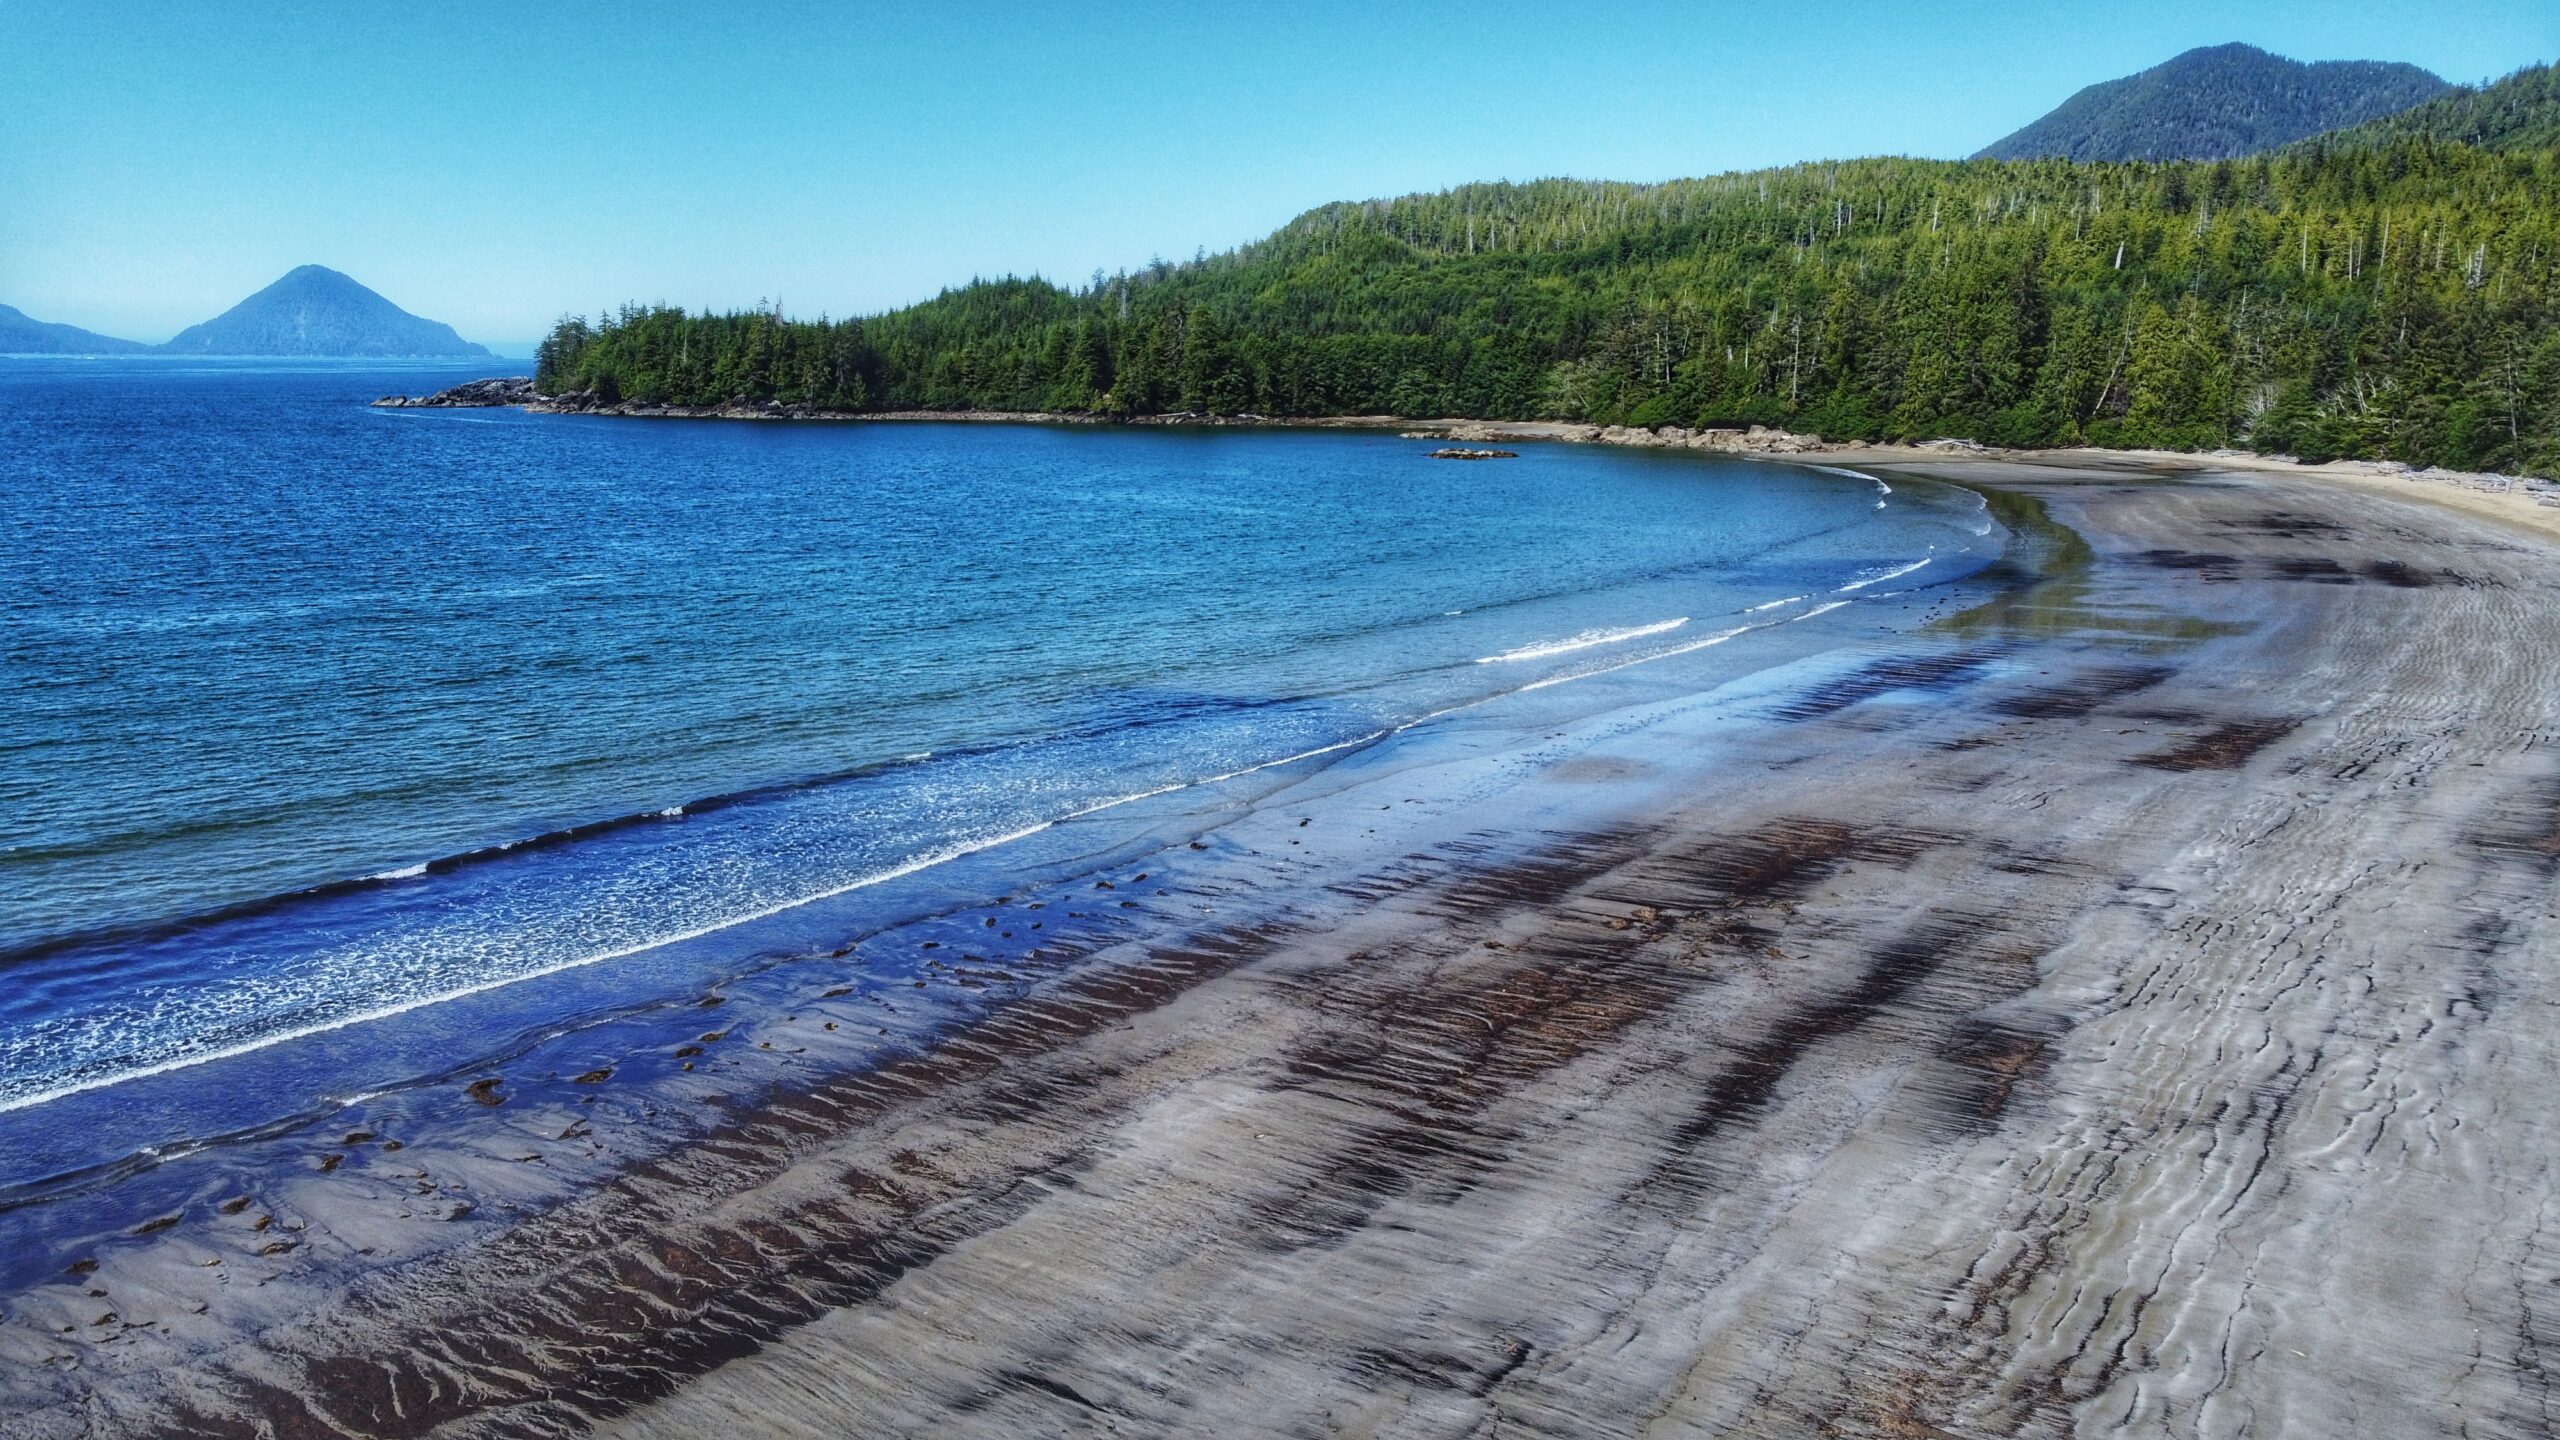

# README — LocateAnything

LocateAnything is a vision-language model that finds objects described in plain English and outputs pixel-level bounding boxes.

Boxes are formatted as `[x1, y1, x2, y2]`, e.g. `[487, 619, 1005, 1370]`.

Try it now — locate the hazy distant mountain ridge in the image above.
[158, 266, 490, 357]
[2311, 62, 2560, 152]
[1977, 42, 2449, 162]
[0, 303, 151, 355]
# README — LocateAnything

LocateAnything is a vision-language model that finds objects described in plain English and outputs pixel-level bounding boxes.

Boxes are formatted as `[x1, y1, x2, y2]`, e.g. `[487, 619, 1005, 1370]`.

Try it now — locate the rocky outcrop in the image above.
[372, 377, 540, 408]
[1405, 420, 1829, 455]
[1605, 423, 1828, 454]
[1426, 448, 1518, 460]
[529, 390, 803, 420]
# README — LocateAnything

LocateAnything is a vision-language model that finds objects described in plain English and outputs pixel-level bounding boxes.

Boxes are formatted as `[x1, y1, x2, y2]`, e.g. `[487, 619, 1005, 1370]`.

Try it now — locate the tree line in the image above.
[538, 134, 2560, 477]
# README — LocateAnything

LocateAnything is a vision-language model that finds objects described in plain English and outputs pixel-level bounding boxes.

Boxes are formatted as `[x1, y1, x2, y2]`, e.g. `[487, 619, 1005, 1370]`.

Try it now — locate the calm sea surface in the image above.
[0, 358, 1998, 1119]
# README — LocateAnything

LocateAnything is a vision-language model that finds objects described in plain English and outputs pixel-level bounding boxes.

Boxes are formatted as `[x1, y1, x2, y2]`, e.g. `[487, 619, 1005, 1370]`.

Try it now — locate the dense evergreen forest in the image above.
[2325, 61, 2560, 153]
[538, 65, 2560, 477]
[1975, 42, 2446, 163]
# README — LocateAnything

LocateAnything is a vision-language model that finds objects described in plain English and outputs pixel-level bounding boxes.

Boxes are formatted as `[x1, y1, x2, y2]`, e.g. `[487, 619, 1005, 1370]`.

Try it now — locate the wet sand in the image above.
[7, 456, 2559, 1438]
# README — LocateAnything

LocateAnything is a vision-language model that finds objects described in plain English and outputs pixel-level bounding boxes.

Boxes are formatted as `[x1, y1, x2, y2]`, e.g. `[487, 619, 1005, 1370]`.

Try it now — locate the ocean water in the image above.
[0, 358, 2000, 1162]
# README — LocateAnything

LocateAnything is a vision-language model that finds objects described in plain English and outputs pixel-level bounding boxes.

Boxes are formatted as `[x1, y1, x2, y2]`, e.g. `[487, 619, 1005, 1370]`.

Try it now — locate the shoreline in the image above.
[0, 447, 2003, 1178]
[16, 453, 2560, 1436]
[0, 490, 2030, 1428]
[378, 377, 2560, 541]
[0, 504, 2008, 1210]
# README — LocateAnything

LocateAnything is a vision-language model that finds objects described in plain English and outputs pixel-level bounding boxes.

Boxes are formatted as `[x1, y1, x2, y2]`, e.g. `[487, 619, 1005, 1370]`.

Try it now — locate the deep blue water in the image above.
[0, 358, 1998, 1124]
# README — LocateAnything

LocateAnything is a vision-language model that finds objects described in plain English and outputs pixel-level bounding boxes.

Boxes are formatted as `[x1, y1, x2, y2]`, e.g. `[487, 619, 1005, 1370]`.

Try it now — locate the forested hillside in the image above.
[2320, 62, 2560, 153]
[540, 69, 2560, 477]
[1976, 43, 2445, 163]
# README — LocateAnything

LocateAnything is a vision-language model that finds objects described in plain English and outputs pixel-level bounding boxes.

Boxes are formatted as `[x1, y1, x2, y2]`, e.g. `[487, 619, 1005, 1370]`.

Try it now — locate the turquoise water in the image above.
[0, 358, 1998, 1139]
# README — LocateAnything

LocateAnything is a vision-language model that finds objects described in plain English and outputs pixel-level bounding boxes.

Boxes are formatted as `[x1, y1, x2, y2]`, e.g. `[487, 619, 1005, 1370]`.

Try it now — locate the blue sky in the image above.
[3, 1, 2551, 350]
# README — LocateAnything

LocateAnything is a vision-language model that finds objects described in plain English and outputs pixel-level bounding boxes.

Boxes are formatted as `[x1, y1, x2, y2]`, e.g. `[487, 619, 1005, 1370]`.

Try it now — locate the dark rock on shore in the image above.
[1404, 420, 1829, 454]
[533, 391, 831, 421]
[372, 376, 541, 409]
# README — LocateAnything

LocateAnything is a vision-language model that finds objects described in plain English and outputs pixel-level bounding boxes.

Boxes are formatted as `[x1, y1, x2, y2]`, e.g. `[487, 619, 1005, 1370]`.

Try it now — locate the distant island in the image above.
[159, 266, 489, 358]
[1, 266, 489, 358]
[0, 304, 152, 355]
[525, 56, 2559, 480]
[1976, 42, 2450, 162]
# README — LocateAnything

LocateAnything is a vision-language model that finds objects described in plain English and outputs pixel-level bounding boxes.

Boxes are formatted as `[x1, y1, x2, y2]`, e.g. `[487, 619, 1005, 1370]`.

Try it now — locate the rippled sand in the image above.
[7, 457, 2557, 1438]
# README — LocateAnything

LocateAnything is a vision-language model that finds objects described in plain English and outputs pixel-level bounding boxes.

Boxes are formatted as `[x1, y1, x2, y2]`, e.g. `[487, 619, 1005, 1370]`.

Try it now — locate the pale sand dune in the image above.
[10, 459, 2557, 1438]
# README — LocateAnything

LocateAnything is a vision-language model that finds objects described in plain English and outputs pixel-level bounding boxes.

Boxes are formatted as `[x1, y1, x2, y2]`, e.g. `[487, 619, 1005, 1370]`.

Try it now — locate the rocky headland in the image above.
[370, 376, 541, 408]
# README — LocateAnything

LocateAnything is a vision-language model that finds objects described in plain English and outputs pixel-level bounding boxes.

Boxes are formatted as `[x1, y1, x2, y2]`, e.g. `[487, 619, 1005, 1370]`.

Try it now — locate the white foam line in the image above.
[367, 862, 428, 881]
[1745, 594, 1808, 613]
[0, 728, 1434, 1116]
[0, 818, 1074, 1116]
[1804, 463, 1891, 506]
[1198, 731, 1388, 784]
[1476, 617, 1687, 664]
[4, 590, 1897, 1115]
[1518, 624, 1758, 691]
[1838, 558, 1932, 592]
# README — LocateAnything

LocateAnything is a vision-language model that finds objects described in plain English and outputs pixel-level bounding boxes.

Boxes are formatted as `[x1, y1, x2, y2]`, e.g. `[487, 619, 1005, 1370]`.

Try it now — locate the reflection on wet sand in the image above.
[8, 458, 2559, 1440]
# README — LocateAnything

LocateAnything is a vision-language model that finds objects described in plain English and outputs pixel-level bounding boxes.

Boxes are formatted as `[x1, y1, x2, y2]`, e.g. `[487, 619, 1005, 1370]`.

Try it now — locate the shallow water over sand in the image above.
[0, 360, 2001, 1207]
[9, 455, 2559, 1439]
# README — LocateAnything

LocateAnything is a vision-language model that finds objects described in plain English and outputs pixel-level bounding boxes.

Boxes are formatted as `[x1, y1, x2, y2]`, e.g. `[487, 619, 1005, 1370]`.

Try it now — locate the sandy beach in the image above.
[6, 452, 2558, 1439]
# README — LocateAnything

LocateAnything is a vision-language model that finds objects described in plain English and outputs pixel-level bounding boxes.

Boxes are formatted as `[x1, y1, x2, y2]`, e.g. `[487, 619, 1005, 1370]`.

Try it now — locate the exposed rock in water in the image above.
[1426, 447, 1518, 460]
[372, 376, 540, 409]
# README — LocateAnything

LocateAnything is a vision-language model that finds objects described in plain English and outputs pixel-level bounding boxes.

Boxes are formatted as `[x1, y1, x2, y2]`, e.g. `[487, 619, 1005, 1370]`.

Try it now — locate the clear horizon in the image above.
[4, 0, 2553, 348]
